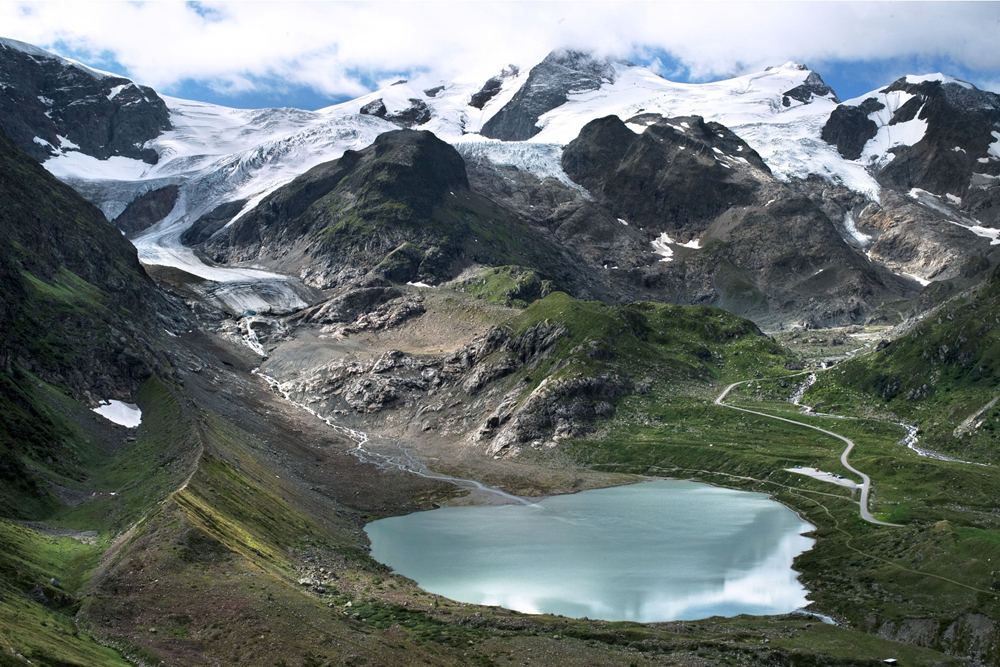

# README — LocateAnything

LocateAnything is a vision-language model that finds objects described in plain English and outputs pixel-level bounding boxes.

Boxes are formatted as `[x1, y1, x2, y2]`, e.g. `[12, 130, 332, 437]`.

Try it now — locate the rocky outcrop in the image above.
[558, 114, 913, 327]
[202, 129, 469, 280]
[180, 199, 248, 247]
[112, 185, 179, 236]
[867, 613, 1000, 664]
[0, 38, 170, 164]
[0, 127, 175, 400]
[781, 69, 839, 107]
[199, 129, 600, 296]
[481, 50, 619, 141]
[481, 373, 632, 457]
[469, 65, 519, 109]
[821, 76, 1000, 198]
[863, 191, 985, 282]
[459, 154, 647, 301]
[359, 97, 431, 127]
[821, 98, 884, 160]
[306, 287, 404, 324]
[876, 78, 1000, 197]
[563, 114, 769, 236]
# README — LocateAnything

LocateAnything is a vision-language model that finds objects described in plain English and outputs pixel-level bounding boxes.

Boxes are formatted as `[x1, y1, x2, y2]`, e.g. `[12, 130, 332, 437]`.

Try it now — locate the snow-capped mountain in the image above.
[2, 37, 999, 323]
[819, 74, 1000, 283]
[0, 37, 170, 164]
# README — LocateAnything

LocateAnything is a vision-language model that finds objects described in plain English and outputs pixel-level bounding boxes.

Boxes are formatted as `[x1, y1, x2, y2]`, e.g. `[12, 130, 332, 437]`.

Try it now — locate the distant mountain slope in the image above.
[0, 37, 171, 164]
[480, 50, 619, 141]
[823, 75, 1000, 198]
[199, 129, 610, 297]
[557, 114, 914, 325]
[4, 37, 999, 322]
[0, 127, 168, 389]
[819, 76, 1000, 284]
[807, 265, 1000, 464]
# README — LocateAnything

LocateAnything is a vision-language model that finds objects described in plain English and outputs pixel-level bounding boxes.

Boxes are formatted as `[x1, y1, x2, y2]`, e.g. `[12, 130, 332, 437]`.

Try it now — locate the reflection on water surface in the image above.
[366, 480, 814, 622]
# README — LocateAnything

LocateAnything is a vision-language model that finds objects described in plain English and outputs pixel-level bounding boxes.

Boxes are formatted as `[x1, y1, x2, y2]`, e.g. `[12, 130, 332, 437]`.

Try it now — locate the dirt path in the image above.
[715, 380, 901, 527]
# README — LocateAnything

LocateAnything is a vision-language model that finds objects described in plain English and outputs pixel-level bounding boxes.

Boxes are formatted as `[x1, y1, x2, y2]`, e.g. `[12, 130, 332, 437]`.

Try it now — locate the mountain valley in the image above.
[2, 35, 1000, 667]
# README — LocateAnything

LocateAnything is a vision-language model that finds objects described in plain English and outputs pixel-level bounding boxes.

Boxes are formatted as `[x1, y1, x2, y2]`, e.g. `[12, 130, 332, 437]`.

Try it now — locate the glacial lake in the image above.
[365, 480, 814, 622]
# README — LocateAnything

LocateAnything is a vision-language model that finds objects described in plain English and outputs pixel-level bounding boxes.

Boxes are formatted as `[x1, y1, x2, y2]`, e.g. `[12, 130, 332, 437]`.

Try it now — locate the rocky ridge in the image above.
[0, 37, 171, 164]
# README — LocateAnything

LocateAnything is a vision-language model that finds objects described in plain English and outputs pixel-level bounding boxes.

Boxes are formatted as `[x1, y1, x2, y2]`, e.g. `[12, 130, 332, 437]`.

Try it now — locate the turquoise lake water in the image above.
[365, 480, 814, 622]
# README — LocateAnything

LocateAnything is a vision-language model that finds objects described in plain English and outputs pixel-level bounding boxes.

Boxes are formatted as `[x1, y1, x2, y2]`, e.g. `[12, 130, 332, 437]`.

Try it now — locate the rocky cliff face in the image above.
[481, 50, 619, 141]
[876, 79, 1000, 197]
[557, 114, 914, 326]
[0, 38, 171, 164]
[0, 125, 182, 516]
[563, 114, 770, 236]
[822, 76, 1000, 229]
[112, 185, 180, 236]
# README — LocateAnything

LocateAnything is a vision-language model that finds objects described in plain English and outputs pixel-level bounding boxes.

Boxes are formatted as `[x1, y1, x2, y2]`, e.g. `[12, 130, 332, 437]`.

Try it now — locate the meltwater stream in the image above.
[366, 480, 814, 622]
[254, 370, 533, 505]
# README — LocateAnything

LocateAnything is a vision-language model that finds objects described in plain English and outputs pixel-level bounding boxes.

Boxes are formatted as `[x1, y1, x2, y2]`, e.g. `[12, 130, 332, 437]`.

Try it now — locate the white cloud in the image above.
[1, 1, 998, 98]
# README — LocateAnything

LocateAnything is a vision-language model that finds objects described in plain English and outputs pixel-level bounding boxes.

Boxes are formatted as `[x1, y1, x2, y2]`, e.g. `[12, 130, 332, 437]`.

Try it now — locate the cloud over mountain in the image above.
[2, 1, 999, 101]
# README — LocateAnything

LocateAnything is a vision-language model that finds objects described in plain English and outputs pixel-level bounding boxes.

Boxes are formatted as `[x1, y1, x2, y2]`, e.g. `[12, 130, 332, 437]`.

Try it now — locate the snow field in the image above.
[93, 400, 142, 428]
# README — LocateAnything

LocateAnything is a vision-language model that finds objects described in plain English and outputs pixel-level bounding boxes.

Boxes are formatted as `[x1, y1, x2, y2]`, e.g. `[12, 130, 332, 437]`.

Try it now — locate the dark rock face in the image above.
[0, 38, 170, 164]
[557, 114, 912, 326]
[470, 77, 504, 110]
[782, 71, 839, 107]
[179, 199, 249, 247]
[819, 76, 1000, 287]
[359, 97, 431, 127]
[822, 98, 885, 160]
[877, 79, 1000, 196]
[306, 287, 403, 324]
[469, 65, 519, 109]
[112, 185, 179, 236]
[863, 190, 994, 283]
[481, 50, 618, 141]
[459, 149, 649, 300]
[359, 99, 388, 118]
[822, 77, 1000, 196]
[563, 114, 768, 235]
[482, 373, 632, 456]
[390, 98, 431, 127]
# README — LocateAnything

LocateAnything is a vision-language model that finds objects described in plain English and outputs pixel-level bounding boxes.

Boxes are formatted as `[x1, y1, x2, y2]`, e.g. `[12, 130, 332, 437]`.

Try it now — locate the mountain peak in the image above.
[766, 61, 809, 72]
[0, 36, 112, 79]
[541, 48, 626, 74]
[480, 49, 624, 141]
[0, 35, 171, 164]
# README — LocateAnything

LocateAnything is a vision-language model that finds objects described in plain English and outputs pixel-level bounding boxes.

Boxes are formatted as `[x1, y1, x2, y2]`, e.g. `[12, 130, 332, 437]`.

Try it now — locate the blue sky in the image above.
[3, 2, 999, 110]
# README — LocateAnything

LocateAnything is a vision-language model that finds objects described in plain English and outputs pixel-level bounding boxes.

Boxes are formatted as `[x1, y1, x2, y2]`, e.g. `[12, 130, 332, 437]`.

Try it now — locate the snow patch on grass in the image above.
[93, 400, 142, 428]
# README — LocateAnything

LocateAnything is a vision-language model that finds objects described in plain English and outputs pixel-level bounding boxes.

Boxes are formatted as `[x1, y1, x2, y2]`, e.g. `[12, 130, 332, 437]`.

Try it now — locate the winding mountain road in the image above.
[715, 380, 900, 527]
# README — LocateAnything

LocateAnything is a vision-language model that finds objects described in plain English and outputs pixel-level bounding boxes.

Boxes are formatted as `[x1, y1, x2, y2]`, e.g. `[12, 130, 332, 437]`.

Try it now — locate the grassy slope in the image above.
[805, 267, 1000, 464]
[455, 265, 555, 308]
[0, 374, 194, 666]
[493, 291, 796, 408]
[74, 373, 955, 667]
